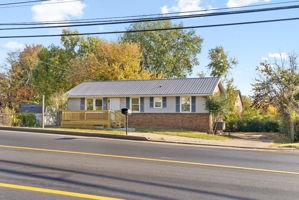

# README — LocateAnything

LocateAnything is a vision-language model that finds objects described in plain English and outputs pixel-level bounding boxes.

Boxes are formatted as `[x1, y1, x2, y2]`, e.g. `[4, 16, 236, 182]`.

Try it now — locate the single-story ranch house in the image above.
[65, 77, 225, 132]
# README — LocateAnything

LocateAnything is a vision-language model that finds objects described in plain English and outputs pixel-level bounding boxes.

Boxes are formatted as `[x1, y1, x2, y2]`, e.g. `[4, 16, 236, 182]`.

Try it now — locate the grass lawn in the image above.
[277, 143, 299, 149]
[35, 127, 229, 140]
[135, 128, 230, 140]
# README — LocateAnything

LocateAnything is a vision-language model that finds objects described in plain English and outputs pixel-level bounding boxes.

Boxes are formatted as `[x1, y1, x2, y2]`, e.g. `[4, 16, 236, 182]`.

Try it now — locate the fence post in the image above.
[107, 110, 111, 128]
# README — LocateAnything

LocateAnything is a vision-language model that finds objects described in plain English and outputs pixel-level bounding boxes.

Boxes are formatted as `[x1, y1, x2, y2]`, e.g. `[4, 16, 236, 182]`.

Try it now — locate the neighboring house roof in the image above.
[234, 90, 243, 114]
[66, 77, 223, 97]
[20, 104, 42, 113]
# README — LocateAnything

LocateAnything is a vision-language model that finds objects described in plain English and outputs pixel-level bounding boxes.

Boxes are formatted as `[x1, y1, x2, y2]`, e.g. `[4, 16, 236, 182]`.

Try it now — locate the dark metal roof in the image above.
[66, 77, 222, 97]
[20, 104, 42, 113]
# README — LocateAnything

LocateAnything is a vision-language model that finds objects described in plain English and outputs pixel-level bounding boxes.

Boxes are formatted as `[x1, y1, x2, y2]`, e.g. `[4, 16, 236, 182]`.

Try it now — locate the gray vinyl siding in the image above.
[67, 98, 81, 110]
[196, 96, 208, 113]
[67, 96, 208, 113]
[144, 97, 176, 113]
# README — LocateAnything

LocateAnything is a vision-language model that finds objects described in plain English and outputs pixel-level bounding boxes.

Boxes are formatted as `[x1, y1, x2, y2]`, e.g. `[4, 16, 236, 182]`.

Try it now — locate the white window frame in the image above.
[180, 96, 191, 112]
[85, 98, 103, 110]
[154, 97, 162, 109]
[131, 97, 140, 112]
[95, 98, 103, 110]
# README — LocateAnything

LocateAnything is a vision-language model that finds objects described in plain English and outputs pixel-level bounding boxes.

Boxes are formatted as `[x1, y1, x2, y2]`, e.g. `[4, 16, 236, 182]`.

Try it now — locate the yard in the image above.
[46, 127, 229, 141]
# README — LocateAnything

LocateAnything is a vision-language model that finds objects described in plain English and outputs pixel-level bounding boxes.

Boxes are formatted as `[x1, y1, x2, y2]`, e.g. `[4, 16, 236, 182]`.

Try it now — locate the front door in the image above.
[109, 98, 120, 111]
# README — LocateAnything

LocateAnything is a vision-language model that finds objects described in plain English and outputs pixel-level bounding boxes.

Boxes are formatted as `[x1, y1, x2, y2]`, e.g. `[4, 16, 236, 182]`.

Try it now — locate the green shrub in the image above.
[226, 119, 280, 132]
[12, 115, 22, 127]
[1, 107, 16, 126]
[17, 113, 37, 127]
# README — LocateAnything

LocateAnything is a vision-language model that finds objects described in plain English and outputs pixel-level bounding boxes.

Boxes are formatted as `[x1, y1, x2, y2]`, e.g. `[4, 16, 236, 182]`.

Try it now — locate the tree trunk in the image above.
[289, 118, 295, 142]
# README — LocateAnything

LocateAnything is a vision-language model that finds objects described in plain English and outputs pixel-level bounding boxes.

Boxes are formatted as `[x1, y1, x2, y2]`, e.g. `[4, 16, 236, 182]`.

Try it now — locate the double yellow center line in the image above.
[0, 144, 298, 175]
[0, 182, 122, 200]
[0, 144, 298, 199]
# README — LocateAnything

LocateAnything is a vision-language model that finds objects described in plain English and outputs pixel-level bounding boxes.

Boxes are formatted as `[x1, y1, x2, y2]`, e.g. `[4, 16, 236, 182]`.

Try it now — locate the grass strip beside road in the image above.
[0, 182, 123, 200]
[136, 128, 229, 140]
[32, 127, 230, 141]
[277, 143, 299, 149]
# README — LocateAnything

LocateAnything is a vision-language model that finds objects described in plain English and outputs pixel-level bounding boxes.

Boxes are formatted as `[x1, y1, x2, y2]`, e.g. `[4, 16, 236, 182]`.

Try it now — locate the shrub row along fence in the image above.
[0, 113, 57, 127]
[226, 119, 299, 139]
[226, 119, 280, 132]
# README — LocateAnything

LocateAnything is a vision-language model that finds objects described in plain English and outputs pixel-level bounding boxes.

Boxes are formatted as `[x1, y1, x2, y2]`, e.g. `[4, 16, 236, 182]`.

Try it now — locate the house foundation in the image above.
[128, 113, 212, 132]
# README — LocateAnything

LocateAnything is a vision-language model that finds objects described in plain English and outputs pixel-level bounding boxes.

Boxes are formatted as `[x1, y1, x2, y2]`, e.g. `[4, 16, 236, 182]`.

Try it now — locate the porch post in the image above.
[107, 110, 111, 128]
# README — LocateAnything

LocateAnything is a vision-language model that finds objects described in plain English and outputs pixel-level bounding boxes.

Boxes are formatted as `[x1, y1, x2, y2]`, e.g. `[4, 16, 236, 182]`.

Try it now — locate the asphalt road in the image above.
[0, 130, 298, 200]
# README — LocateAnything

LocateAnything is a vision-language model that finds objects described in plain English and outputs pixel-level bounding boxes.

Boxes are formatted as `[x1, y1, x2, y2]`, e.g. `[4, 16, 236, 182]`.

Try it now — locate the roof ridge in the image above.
[83, 77, 219, 83]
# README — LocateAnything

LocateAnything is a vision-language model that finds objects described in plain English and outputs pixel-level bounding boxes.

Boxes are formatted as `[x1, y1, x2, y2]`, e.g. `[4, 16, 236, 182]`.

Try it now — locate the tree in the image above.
[68, 40, 156, 85]
[32, 45, 71, 101]
[207, 46, 239, 121]
[207, 46, 237, 80]
[1, 45, 43, 110]
[121, 21, 203, 78]
[252, 54, 299, 141]
[47, 91, 68, 126]
[205, 94, 229, 133]
[33, 30, 159, 101]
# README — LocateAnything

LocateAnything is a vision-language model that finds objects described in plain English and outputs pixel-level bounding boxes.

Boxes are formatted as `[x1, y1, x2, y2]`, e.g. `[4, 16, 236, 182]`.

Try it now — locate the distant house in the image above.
[234, 90, 243, 114]
[65, 78, 225, 132]
[20, 104, 42, 114]
[19, 104, 43, 126]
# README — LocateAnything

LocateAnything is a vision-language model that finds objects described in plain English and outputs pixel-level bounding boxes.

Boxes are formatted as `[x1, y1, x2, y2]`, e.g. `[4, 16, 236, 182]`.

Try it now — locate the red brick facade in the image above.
[128, 113, 212, 132]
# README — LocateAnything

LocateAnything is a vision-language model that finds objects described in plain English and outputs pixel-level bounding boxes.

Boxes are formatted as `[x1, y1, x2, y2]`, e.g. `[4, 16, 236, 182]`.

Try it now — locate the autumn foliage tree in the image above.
[68, 38, 156, 86]
[0, 30, 161, 110]
[0, 45, 43, 110]
[252, 55, 299, 141]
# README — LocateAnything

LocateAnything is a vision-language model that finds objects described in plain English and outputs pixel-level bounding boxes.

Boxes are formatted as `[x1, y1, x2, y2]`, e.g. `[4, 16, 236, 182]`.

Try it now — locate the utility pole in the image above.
[42, 95, 45, 128]
[125, 114, 128, 135]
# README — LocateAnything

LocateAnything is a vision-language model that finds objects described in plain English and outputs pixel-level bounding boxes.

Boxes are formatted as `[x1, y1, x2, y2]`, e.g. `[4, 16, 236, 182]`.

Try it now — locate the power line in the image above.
[0, 16, 298, 39]
[0, 0, 48, 6]
[0, 0, 79, 8]
[1, 0, 299, 24]
[0, 3, 299, 31]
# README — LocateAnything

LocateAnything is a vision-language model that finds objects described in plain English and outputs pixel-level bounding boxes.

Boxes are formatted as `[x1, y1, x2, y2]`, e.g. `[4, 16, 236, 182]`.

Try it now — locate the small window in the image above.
[154, 97, 162, 108]
[181, 97, 191, 112]
[86, 99, 93, 110]
[131, 97, 140, 112]
[95, 99, 103, 110]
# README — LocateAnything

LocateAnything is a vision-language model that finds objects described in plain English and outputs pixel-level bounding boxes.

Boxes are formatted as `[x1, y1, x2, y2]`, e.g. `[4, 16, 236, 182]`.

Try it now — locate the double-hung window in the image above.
[154, 97, 162, 108]
[181, 97, 191, 112]
[95, 99, 103, 110]
[86, 98, 103, 110]
[131, 97, 140, 112]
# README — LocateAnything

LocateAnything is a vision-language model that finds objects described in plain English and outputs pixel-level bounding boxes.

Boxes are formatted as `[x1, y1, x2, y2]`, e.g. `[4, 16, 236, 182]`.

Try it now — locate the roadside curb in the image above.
[0, 126, 148, 141]
[0, 126, 296, 151]
[148, 139, 295, 151]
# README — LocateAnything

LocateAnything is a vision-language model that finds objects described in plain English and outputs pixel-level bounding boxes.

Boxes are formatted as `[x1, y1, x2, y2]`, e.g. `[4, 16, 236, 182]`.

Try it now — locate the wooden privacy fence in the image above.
[61, 110, 125, 128]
